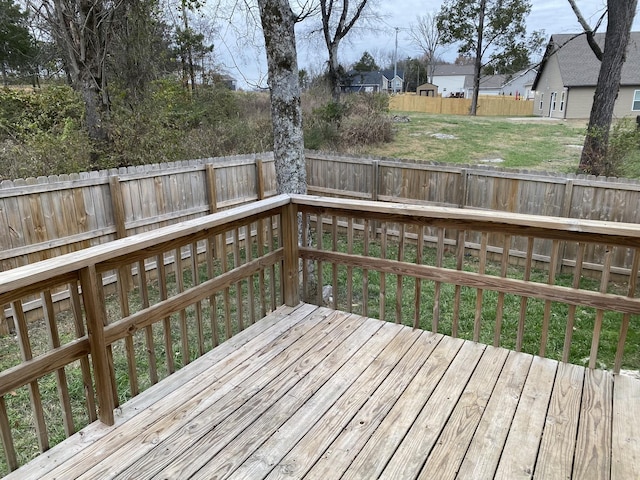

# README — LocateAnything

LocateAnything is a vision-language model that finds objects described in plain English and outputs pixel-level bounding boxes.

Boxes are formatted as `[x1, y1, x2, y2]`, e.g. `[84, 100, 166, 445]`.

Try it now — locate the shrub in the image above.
[607, 118, 640, 177]
[302, 91, 394, 150]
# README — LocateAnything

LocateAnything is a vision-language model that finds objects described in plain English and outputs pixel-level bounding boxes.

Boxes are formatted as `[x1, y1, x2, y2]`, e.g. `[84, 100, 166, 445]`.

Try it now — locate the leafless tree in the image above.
[257, 0, 306, 194]
[568, 0, 638, 175]
[409, 12, 443, 83]
[34, 0, 120, 145]
[318, 0, 375, 102]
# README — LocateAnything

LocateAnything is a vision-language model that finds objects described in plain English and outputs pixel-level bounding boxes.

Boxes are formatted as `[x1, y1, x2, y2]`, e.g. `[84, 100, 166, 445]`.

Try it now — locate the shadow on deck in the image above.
[9, 303, 639, 480]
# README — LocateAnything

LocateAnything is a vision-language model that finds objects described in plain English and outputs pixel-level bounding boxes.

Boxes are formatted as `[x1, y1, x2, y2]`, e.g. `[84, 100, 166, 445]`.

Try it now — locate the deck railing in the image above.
[0, 195, 293, 474]
[1, 194, 640, 474]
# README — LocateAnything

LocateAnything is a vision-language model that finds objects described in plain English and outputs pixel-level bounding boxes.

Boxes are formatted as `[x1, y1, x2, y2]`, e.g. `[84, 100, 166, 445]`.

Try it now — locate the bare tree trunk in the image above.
[257, 0, 306, 195]
[470, 0, 486, 116]
[328, 43, 341, 103]
[45, 0, 113, 145]
[578, 0, 638, 175]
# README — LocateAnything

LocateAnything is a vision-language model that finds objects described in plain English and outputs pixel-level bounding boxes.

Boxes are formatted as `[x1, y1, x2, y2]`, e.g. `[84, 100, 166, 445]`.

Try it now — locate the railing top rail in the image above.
[290, 194, 640, 242]
[0, 194, 290, 296]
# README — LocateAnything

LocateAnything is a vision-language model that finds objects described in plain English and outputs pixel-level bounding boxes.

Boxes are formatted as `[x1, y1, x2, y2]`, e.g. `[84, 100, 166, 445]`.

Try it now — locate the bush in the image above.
[302, 91, 394, 150]
[608, 118, 640, 177]
[0, 86, 91, 179]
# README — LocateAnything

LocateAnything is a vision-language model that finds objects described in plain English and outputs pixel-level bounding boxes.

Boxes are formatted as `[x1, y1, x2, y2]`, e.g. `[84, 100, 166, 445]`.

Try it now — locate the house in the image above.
[431, 64, 474, 98]
[500, 68, 537, 99]
[416, 82, 438, 96]
[532, 32, 640, 119]
[341, 70, 404, 94]
[477, 74, 506, 96]
[476, 69, 537, 99]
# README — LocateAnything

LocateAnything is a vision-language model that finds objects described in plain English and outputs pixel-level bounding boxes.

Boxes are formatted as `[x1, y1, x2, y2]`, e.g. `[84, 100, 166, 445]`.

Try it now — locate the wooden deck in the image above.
[9, 303, 640, 480]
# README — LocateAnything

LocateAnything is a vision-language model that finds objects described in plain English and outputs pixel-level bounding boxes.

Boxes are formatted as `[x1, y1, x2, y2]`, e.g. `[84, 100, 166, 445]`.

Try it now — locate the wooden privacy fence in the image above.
[390, 93, 535, 116]
[3, 151, 640, 333]
[2, 194, 639, 473]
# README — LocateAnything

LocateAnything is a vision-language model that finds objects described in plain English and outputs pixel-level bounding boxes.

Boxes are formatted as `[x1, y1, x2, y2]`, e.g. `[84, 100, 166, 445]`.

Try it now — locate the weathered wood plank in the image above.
[495, 356, 557, 479]
[234, 325, 424, 479]
[140, 315, 383, 479]
[535, 362, 585, 479]
[457, 350, 533, 478]
[24, 304, 325, 480]
[378, 341, 486, 479]
[573, 368, 613, 480]
[417, 346, 509, 479]
[612, 374, 640, 480]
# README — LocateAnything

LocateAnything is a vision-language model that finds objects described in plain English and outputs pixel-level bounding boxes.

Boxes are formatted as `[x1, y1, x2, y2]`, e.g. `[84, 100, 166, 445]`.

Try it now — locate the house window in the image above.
[633, 90, 640, 111]
[539, 93, 544, 111]
[551, 92, 557, 111]
[560, 91, 565, 112]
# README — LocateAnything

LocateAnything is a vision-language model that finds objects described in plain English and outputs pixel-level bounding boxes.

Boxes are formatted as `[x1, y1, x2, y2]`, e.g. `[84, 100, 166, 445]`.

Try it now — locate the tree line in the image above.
[1, 0, 637, 184]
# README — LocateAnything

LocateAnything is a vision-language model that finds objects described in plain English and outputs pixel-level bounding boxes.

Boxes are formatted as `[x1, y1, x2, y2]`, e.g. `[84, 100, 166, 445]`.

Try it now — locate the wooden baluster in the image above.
[0, 396, 18, 471]
[206, 236, 220, 347]
[614, 248, 640, 373]
[362, 219, 370, 317]
[117, 266, 138, 396]
[12, 300, 49, 450]
[473, 232, 488, 342]
[414, 225, 424, 329]
[137, 259, 158, 384]
[493, 234, 511, 347]
[233, 228, 244, 330]
[157, 253, 175, 375]
[589, 246, 614, 369]
[433, 228, 445, 333]
[42, 290, 75, 436]
[247, 223, 256, 325]
[396, 223, 406, 324]
[516, 237, 534, 352]
[69, 280, 97, 422]
[332, 216, 339, 310]
[539, 240, 560, 357]
[452, 230, 466, 338]
[190, 242, 205, 356]
[347, 217, 354, 313]
[316, 213, 324, 306]
[379, 222, 387, 321]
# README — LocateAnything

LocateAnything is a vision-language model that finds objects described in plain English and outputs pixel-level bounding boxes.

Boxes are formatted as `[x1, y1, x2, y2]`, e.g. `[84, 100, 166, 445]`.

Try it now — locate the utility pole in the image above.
[393, 27, 399, 93]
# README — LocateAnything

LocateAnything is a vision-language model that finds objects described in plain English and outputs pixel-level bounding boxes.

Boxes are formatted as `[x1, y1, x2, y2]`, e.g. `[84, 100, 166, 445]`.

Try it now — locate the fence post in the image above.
[205, 163, 218, 213]
[79, 266, 115, 426]
[459, 168, 469, 208]
[557, 179, 575, 274]
[256, 157, 265, 200]
[108, 176, 127, 240]
[371, 160, 380, 239]
[282, 201, 300, 306]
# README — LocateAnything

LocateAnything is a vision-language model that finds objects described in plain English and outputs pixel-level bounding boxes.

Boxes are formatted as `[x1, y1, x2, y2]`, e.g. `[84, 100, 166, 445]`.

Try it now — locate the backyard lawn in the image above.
[357, 112, 589, 173]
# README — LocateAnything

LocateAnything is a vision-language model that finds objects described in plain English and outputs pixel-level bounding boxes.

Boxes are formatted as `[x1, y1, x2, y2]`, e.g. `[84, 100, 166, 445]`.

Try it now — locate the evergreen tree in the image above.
[0, 0, 36, 85]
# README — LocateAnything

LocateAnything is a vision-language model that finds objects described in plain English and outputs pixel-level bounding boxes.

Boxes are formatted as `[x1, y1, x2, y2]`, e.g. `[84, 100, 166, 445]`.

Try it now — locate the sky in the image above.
[213, 1, 638, 90]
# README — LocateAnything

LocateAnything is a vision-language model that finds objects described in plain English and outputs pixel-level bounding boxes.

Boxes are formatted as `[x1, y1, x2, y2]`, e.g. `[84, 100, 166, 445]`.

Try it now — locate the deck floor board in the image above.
[7, 303, 639, 480]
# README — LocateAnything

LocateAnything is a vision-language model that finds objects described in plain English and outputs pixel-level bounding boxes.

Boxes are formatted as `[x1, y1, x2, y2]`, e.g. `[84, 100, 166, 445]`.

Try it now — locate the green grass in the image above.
[355, 112, 590, 174]
[311, 229, 640, 371]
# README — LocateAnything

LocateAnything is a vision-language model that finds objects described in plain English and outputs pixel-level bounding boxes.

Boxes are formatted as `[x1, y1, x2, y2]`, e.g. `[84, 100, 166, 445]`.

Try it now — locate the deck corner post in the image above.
[79, 265, 115, 426]
[282, 201, 300, 306]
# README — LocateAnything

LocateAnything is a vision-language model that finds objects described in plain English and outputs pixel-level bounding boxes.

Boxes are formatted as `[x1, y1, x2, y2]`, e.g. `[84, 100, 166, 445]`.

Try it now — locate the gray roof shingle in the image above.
[535, 32, 640, 88]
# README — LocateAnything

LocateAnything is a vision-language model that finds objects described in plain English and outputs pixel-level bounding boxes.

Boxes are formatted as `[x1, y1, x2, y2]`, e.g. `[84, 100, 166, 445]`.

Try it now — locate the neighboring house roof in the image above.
[431, 64, 475, 76]
[479, 74, 507, 89]
[532, 32, 640, 89]
[348, 71, 383, 85]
